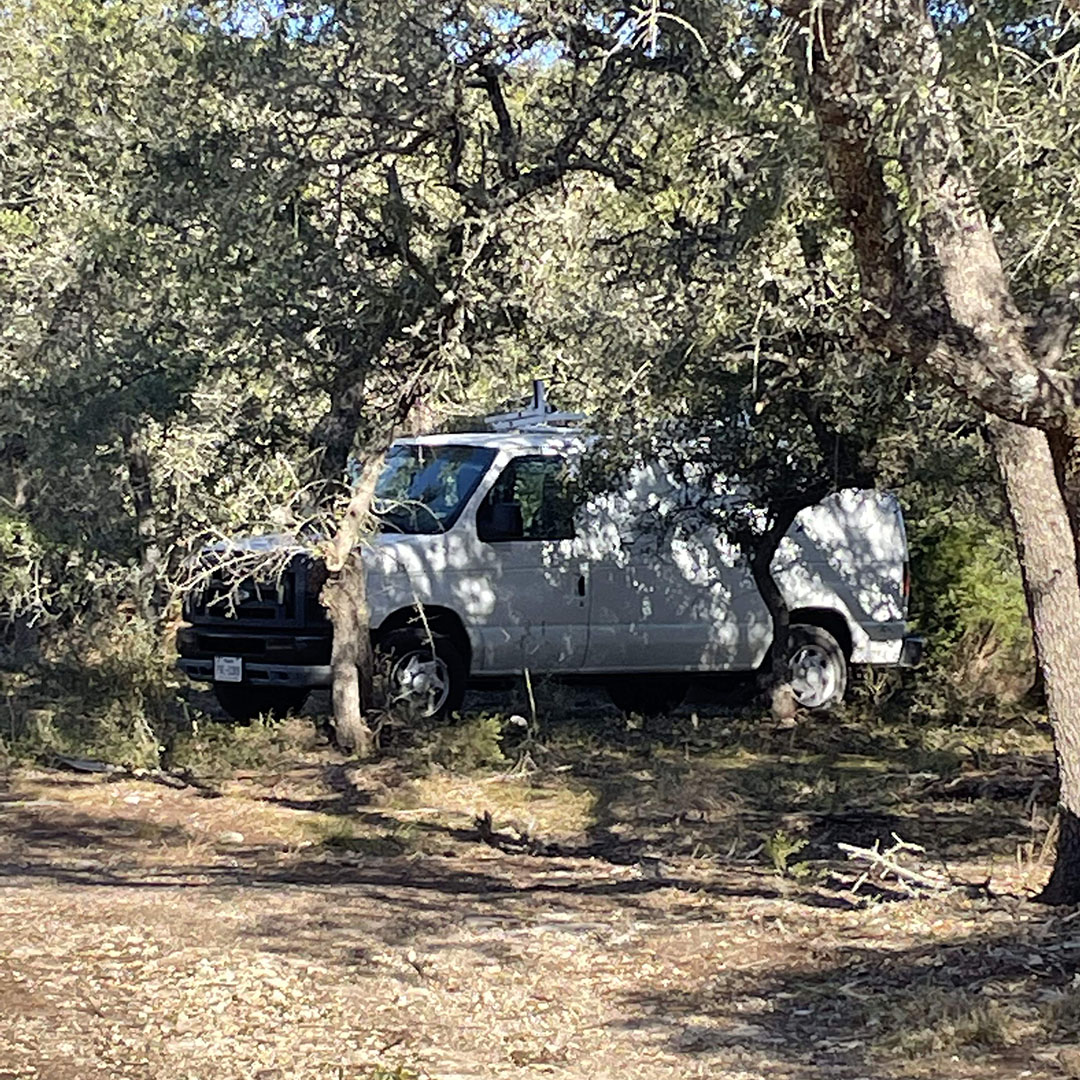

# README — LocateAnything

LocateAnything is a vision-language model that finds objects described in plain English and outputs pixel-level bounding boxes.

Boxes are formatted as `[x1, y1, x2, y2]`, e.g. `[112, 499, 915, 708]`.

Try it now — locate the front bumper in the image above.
[176, 624, 333, 689]
[899, 634, 925, 667]
[179, 658, 332, 689]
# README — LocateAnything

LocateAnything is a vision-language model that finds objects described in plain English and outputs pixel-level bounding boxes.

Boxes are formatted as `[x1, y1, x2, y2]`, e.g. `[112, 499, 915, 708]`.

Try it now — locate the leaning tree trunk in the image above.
[987, 419, 1080, 904]
[896, 18, 1080, 901]
[320, 454, 384, 757]
[797, 0, 1080, 902]
[741, 504, 805, 720]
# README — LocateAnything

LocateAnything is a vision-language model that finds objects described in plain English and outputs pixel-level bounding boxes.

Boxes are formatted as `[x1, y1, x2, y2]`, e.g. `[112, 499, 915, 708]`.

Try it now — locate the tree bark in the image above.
[320, 453, 384, 756]
[322, 553, 375, 757]
[796, 0, 1080, 901]
[119, 416, 165, 615]
[742, 503, 804, 719]
[1048, 427, 1080, 567]
[987, 418, 1080, 904]
[886, 0, 1079, 430]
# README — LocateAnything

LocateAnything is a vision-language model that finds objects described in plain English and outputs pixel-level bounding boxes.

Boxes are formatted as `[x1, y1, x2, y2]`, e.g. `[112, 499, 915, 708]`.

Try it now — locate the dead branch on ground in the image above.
[838, 834, 953, 896]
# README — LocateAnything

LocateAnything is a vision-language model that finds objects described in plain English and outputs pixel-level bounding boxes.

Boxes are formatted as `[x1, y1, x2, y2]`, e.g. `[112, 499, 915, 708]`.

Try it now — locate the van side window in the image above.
[477, 455, 575, 542]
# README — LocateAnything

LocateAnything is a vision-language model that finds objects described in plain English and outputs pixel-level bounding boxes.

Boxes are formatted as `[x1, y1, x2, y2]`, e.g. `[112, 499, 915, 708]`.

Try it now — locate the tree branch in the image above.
[1027, 273, 1080, 368]
[480, 64, 518, 181]
[795, 0, 1080, 431]
[838, 836, 952, 894]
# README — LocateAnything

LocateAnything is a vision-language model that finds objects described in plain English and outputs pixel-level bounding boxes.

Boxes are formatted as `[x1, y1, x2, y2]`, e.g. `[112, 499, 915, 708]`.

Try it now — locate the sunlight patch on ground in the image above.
[404, 772, 598, 838]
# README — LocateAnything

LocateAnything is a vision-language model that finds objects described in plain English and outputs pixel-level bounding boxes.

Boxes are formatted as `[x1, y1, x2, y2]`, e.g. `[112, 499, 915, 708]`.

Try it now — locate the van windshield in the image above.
[373, 444, 496, 535]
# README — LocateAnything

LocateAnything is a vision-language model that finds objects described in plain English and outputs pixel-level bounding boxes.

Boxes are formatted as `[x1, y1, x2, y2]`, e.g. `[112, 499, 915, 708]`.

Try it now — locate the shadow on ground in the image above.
[616, 914, 1080, 1077]
[0, 703, 1072, 1080]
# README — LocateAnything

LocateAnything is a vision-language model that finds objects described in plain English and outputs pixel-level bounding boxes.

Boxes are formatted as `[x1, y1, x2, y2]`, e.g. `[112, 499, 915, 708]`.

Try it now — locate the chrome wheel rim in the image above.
[788, 644, 836, 708]
[389, 651, 451, 717]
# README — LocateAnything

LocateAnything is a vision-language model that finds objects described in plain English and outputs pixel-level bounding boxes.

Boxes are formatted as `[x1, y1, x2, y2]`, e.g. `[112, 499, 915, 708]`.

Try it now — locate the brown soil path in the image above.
[1, 764, 1076, 1080]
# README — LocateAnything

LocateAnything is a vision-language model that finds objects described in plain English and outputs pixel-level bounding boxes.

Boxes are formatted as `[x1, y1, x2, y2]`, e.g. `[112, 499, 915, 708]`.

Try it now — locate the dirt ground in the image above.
[2, 712, 1079, 1080]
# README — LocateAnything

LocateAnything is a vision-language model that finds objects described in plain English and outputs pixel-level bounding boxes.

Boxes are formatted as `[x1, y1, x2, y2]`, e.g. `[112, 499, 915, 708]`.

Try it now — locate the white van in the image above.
[178, 388, 921, 720]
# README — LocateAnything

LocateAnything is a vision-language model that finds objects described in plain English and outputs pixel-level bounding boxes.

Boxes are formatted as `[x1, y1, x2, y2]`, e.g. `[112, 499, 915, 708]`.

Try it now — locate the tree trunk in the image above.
[1044, 808, 1080, 905]
[797, 0, 1079, 428]
[119, 417, 165, 615]
[320, 453, 385, 756]
[322, 554, 375, 757]
[312, 369, 372, 484]
[1047, 427, 1080, 570]
[743, 505, 804, 720]
[986, 418, 1080, 903]
[796, 0, 1080, 902]
[883, 2, 1080, 901]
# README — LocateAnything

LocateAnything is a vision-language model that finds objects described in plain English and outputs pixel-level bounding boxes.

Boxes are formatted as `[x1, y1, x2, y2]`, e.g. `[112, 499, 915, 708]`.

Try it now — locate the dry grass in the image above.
[1, 707, 1075, 1079]
[404, 771, 598, 837]
[870, 988, 1016, 1057]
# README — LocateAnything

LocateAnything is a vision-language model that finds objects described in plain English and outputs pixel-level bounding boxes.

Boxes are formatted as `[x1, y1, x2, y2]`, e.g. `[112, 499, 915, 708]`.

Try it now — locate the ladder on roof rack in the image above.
[485, 380, 586, 433]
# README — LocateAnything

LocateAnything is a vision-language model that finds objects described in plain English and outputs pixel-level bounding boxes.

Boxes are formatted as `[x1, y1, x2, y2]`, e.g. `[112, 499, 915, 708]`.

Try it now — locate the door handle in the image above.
[577, 574, 586, 597]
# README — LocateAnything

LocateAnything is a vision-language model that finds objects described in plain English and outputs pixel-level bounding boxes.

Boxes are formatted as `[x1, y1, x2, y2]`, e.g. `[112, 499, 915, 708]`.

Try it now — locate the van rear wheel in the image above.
[785, 624, 847, 709]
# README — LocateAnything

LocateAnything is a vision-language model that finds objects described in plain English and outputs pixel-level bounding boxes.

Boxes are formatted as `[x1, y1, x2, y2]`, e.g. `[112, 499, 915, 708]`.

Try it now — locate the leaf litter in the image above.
[1, 722, 1077, 1080]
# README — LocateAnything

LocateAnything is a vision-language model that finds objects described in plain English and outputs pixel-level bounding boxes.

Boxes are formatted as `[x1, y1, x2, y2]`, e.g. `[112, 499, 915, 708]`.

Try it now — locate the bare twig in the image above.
[838, 834, 953, 894]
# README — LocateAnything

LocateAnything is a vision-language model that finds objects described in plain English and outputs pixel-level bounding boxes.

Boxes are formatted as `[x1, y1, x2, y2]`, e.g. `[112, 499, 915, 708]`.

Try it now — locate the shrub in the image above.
[410, 712, 509, 772]
[0, 603, 176, 769]
[909, 513, 1033, 704]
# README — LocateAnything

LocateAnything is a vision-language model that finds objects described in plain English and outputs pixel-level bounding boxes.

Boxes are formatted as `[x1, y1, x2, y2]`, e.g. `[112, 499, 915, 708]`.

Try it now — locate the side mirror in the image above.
[478, 500, 524, 542]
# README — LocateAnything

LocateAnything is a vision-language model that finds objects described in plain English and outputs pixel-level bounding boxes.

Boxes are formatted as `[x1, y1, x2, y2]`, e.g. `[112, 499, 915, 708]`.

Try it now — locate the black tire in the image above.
[784, 624, 847, 709]
[212, 683, 310, 723]
[607, 675, 688, 717]
[376, 628, 467, 721]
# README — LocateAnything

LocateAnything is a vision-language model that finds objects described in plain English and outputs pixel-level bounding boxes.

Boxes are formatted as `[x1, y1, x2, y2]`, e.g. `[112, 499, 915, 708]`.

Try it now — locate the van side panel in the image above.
[774, 491, 908, 664]
[585, 482, 909, 673]
[367, 452, 911, 676]
[581, 465, 770, 673]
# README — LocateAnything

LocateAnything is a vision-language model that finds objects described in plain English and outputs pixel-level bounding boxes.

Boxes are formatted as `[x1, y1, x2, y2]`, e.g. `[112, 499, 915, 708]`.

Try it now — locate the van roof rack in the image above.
[484, 380, 586, 433]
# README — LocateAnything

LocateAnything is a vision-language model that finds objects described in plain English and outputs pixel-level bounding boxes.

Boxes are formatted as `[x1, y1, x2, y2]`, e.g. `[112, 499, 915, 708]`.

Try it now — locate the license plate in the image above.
[213, 656, 243, 683]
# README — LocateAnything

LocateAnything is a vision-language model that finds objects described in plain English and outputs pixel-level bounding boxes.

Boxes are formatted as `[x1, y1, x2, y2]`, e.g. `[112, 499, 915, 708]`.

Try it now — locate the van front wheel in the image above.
[785, 624, 847, 709]
[377, 628, 467, 721]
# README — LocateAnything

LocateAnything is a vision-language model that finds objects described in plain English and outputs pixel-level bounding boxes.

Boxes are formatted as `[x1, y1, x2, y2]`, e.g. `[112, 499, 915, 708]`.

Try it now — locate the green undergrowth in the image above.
[0, 602, 190, 768]
[303, 813, 416, 857]
[1, 656, 174, 770]
[400, 710, 512, 772]
[0, 619, 1058, 877]
[166, 714, 326, 778]
[910, 513, 1034, 707]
